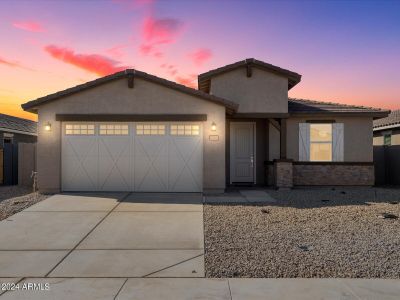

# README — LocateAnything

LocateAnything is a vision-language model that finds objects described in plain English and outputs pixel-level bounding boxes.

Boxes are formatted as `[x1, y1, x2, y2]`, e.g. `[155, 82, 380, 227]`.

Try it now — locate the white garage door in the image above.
[62, 122, 203, 192]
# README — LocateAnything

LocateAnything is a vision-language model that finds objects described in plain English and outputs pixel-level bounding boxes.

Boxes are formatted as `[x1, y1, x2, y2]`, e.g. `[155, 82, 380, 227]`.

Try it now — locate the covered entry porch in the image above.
[226, 113, 290, 188]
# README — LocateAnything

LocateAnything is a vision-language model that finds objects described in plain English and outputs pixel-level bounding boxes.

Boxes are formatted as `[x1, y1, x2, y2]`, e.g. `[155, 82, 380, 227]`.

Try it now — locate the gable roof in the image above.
[198, 58, 302, 93]
[289, 98, 389, 119]
[0, 113, 37, 135]
[373, 109, 400, 130]
[22, 69, 239, 114]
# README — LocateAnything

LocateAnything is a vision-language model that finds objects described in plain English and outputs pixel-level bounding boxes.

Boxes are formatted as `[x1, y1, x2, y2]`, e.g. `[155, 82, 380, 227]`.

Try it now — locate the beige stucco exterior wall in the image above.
[36, 77, 226, 193]
[209, 67, 288, 113]
[286, 116, 374, 162]
[268, 122, 280, 160]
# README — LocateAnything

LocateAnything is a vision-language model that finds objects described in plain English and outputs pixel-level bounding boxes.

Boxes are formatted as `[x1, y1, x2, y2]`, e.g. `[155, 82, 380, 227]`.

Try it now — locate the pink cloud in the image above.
[189, 48, 212, 66]
[105, 44, 129, 59]
[12, 21, 45, 32]
[175, 74, 197, 88]
[0, 56, 34, 71]
[142, 16, 183, 44]
[0, 57, 19, 67]
[153, 51, 163, 58]
[139, 44, 154, 55]
[44, 45, 129, 76]
[160, 63, 178, 76]
[139, 15, 184, 56]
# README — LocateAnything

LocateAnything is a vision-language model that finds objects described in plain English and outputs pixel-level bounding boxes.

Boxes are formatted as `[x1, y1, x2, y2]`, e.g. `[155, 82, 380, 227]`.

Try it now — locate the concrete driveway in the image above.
[0, 192, 204, 278]
[1, 193, 400, 299]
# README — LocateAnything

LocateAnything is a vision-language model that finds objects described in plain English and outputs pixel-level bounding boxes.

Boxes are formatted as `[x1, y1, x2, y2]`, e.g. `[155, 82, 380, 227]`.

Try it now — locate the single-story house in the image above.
[0, 113, 37, 184]
[21, 58, 389, 193]
[373, 109, 400, 146]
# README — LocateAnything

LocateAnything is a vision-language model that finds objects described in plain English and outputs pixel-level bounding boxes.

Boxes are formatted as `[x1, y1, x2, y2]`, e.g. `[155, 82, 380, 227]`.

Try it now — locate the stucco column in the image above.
[274, 159, 293, 189]
[279, 118, 287, 159]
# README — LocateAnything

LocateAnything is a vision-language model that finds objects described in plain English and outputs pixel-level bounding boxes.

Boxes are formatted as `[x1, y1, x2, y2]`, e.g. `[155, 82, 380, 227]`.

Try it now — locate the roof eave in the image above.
[21, 70, 238, 114]
[198, 58, 302, 91]
[290, 111, 390, 119]
[373, 123, 400, 131]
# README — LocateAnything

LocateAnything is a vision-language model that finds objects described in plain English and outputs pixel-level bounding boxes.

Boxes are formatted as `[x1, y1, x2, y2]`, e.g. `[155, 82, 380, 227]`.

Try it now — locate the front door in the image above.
[230, 122, 255, 183]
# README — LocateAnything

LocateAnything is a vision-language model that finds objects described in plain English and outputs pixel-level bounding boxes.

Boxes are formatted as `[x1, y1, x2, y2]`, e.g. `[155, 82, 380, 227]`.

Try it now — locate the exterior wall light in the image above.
[44, 122, 52, 131]
[211, 122, 217, 131]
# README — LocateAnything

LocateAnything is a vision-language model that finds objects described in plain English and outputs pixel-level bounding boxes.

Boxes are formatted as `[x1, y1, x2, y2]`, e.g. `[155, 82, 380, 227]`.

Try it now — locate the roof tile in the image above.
[373, 109, 400, 128]
[0, 114, 37, 134]
[289, 98, 388, 116]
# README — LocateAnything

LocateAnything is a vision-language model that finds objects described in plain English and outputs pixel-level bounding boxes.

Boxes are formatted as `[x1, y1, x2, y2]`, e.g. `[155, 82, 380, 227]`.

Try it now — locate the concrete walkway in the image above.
[0, 193, 204, 278]
[1, 278, 399, 299]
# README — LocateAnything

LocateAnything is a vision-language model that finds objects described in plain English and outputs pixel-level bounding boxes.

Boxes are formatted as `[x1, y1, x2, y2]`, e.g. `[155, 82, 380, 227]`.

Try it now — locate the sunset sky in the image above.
[1, 0, 399, 121]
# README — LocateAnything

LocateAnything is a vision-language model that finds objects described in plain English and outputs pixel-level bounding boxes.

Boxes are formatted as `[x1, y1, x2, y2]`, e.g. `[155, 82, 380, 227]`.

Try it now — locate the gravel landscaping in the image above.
[0, 186, 49, 221]
[205, 188, 400, 278]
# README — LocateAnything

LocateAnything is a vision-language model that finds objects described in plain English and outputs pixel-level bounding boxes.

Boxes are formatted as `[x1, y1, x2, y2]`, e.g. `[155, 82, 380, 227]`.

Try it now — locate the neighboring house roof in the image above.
[288, 98, 389, 119]
[373, 109, 400, 130]
[22, 69, 239, 114]
[0, 113, 37, 135]
[198, 58, 302, 93]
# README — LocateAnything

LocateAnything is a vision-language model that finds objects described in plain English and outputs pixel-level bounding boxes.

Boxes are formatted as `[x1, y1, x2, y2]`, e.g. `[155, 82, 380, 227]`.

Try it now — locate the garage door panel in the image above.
[134, 155, 168, 192]
[168, 154, 202, 192]
[98, 158, 131, 191]
[168, 159, 201, 192]
[62, 155, 99, 191]
[98, 137, 131, 191]
[62, 136, 99, 191]
[62, 136, 97, 157]
[170, 167, 201, 192]
[168, 136, 202, 192]
[135, 136, 168, 157]
[134, 136, 169, 192]
[170, 137, 201, 161]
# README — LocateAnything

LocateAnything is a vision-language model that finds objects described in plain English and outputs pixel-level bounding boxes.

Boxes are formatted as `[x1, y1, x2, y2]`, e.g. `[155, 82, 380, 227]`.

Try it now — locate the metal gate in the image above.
[2, 143, 18, 185]
[374, 145, 400, 185]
